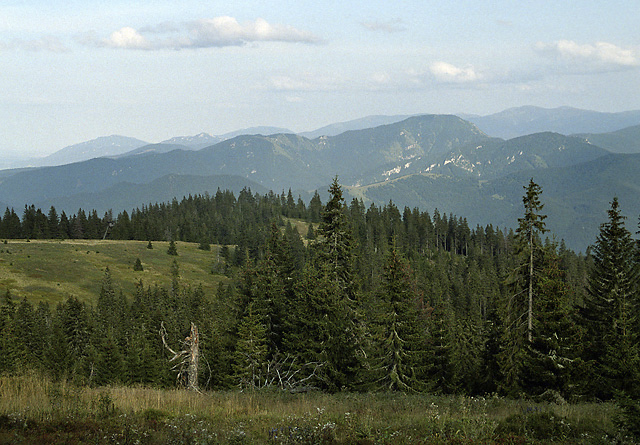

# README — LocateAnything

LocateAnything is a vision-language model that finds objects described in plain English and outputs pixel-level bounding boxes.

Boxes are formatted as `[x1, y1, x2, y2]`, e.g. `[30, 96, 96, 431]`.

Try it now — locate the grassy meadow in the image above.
[0, 239, 227, 305]
[0, 374, 623, 444]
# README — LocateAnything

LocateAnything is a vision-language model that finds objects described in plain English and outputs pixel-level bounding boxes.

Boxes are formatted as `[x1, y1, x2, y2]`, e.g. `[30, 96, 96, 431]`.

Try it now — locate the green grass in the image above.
[0, 374, 624, 444]
[0, 239, 228, 305]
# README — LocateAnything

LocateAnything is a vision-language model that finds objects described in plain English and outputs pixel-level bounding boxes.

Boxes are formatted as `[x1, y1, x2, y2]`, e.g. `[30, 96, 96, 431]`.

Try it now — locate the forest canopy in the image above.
[1, 179, 639, 404]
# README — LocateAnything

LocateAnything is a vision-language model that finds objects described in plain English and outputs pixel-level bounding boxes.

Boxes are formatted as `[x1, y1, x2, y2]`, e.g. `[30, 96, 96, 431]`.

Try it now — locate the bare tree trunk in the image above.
[160, 321, 200, 391]
[187, 323, 199, 391]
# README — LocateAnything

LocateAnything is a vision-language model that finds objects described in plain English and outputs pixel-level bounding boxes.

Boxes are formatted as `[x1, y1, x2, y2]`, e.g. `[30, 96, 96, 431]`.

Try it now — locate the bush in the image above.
[496, 410, 572, 441]
[133, 258, 144, 271]
[615, 395, 640, 439]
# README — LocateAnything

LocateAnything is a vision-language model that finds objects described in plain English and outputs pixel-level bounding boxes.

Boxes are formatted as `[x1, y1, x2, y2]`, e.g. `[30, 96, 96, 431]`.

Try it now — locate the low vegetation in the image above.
[0, 374, 623, 444]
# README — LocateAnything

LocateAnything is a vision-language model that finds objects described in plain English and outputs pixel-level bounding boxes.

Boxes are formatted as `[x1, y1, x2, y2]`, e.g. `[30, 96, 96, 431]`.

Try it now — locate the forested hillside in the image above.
[1, 179, 639, 406]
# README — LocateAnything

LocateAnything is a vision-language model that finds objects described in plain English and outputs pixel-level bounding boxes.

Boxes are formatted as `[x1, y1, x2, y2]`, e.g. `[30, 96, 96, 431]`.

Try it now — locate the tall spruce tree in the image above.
[516, 178, 548, 343]
[368, 242, 427, 392]
[581, 197, 640, 399]
[521, 244, 579, 397]
[499, 178, 547, 395]
[306, 177, 364, 390]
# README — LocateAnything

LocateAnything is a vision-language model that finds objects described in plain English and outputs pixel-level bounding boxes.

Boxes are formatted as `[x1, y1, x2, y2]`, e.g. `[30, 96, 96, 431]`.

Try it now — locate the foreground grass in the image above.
[0, 374, 627, 444]
[0, 239, 227, 305]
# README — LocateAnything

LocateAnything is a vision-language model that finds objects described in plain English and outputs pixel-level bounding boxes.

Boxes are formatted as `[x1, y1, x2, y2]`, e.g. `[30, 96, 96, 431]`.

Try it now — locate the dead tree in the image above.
[237, 352, 325, 393]
[160, 322, 200, 391]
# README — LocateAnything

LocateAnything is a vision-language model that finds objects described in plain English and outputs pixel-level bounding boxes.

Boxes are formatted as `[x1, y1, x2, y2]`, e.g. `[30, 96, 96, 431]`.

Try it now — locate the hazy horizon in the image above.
[2, 1, 639, 157]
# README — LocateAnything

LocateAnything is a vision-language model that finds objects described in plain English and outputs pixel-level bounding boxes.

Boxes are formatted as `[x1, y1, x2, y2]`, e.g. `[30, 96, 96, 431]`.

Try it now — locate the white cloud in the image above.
[90, 16, 321, 50]
[361, 18, 406, 33]
[104, 27, 151, 49]
[536, 40, 639, 69]
[429, 61, 480, 83]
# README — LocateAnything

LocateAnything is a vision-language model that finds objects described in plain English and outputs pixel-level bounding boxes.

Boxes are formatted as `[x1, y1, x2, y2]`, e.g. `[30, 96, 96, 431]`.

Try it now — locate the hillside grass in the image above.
[0, 239, 227, 305]
[0, 374, 623, 444]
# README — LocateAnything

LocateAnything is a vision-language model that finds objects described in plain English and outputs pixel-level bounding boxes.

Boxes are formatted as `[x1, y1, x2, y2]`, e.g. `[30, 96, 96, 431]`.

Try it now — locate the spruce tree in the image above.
[521, 244, 579, 398]
[498, 178, 547, 396]
[369, 243, 427, 392]
[516, 178, 548, 343]
[167, 239, 178, 256]
[581, 197, 640, 399]
[304, 177, 364, 390]
[233, 301, 268, 388]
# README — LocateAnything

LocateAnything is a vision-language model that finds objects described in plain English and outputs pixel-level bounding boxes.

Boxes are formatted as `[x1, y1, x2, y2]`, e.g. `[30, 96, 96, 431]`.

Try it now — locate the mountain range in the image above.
[2, 105, 640, 252]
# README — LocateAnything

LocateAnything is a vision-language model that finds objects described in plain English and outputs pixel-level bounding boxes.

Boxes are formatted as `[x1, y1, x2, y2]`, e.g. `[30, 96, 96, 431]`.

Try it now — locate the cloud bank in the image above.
[536, 40, 639, 70]
[0, 36, 69, 52]
[96, 16, 322, 50]
[429, 61, 480, 83]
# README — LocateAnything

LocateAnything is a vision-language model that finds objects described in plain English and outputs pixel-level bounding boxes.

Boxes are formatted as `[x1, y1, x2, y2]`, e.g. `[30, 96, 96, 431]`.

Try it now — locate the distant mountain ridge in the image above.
[300, 115, 413, 138]
[37, 135, 149, 166]
[17, 105, 640, 169]
[3, 107, 640, 251]
[573, 124, 640, 154]
[464, 106, 640, 139]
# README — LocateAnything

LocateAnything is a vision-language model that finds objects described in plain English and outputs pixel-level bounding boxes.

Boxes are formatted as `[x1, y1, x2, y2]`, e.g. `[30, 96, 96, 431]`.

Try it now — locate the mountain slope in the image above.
[0, 115, 490, 209]
[426, 132, 608, 178]
[0, 114, 636, 252]
[574, 124, 640, 154]
[36, 135, 148, 166]
[116, 143, 191, 158]
[351, 152, 640, 251]
[38, 174, 268, 214]
[160, 133, 222, 150]
[301, 115, 413, 138]
[465, 106, 640, 139]
[316, 114, 491, 186]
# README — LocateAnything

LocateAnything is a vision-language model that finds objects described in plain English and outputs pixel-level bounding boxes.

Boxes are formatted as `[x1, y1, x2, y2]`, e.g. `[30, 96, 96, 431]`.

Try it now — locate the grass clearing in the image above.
[0, 374, 623, 443]
[0, 239, 228, 305]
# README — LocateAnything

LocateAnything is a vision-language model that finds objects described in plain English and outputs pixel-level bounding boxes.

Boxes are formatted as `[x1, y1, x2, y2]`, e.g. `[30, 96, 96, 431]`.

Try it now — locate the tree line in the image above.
[1, 178, 638, 403]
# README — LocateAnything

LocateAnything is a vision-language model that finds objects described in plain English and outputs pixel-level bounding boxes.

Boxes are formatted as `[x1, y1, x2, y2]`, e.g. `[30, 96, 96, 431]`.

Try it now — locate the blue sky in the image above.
[1, 0, 639, 157]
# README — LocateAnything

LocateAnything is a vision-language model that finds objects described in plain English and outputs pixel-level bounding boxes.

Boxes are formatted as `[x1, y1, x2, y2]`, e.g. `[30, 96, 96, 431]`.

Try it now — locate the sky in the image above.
[1, 0, 639, 158]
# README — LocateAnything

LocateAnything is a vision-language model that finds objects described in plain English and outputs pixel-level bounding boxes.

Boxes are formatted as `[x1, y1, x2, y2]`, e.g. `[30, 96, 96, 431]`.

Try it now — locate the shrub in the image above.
[615, 395, 640, 439]
[496, 410, 572, 441]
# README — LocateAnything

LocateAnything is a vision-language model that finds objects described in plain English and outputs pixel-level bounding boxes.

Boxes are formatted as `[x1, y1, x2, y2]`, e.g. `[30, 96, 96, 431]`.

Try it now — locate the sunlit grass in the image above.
[0, 239, 228, 305]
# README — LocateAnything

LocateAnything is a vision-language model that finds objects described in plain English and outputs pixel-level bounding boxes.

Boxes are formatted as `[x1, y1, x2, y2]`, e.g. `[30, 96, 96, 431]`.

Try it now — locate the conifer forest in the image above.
[1, 178, 640, 439]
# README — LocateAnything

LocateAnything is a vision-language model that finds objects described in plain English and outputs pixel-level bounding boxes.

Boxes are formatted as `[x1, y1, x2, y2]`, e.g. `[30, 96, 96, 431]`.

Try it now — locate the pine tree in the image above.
[309, 177, 364, 390]
[0, 291, 17, 373]
[233, 301, 268, 388]
[368, 243, 427, 392]
[521, 244, 580, 398]
[498, 179, 547, 396]
[516, 178, 548, 343]
[581, 197, 640, 399]
[133, 258, 144, 271]
[167, 239, 178, 256]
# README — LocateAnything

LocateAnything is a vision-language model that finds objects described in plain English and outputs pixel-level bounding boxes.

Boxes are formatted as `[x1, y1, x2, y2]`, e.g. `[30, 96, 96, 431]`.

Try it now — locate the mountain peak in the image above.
[37, 135, 149, 167]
